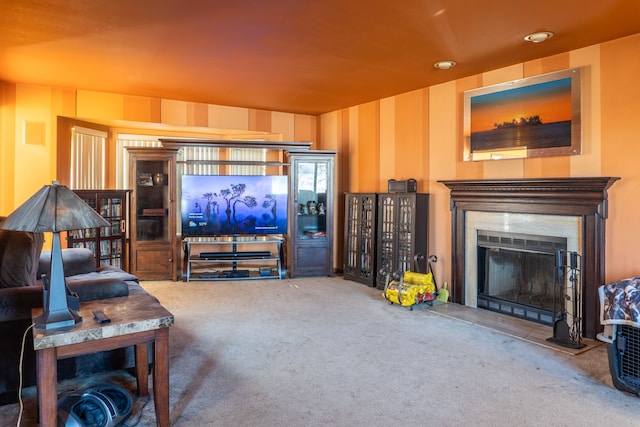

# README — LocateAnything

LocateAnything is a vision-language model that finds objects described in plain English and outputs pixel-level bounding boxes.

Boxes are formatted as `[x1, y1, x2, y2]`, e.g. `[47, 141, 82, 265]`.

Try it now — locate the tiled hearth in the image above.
[439, 177, 619, 339]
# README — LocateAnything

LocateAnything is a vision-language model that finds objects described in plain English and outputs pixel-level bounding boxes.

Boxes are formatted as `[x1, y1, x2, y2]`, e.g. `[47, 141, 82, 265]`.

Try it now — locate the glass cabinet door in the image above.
[99, 195, 124, 267]
[359, 194, 377, 281]
[377, 194, 416, 280]
[343, 193, 377, 286]
[294, 160, 329, 242]
[377, 194, 397, 282]
[344, 194, 360, 278]
[135, 160, 169, 242]
[396, 194, 416, 274]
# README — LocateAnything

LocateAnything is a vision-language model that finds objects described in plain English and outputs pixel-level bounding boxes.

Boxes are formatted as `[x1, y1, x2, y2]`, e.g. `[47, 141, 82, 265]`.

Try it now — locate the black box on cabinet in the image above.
[388, 179, 417, 193]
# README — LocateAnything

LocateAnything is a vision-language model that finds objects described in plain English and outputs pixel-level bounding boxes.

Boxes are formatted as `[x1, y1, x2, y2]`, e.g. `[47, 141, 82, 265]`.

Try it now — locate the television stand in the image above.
[183, 236, 285, 281]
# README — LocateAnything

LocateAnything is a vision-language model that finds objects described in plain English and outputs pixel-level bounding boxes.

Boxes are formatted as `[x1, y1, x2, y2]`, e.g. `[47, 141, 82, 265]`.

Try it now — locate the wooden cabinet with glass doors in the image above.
[127, 147, 178, 281]
[286, 150, 336, 277]
[375, 193, 429, 289]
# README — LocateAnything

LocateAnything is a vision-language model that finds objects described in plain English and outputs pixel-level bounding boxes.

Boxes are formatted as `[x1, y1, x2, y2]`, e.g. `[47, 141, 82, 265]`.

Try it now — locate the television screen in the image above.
[181, 175, 288, 236]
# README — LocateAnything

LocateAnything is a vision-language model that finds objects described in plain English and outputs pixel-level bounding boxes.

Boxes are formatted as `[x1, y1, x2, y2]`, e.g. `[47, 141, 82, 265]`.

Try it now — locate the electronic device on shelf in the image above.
[259, 267, 272, 276]
[223, 269, 251, 278]
[199, 251, 272, 259]
[181, 175, 288, 237]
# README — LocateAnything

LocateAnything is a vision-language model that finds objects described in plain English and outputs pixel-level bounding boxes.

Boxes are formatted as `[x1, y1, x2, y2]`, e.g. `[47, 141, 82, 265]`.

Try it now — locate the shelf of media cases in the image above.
[182, 235, 286, 281]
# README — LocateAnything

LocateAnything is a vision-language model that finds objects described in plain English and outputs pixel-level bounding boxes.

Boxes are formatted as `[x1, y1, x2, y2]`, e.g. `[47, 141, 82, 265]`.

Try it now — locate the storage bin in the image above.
[599, 324, 640, 395]
[598, 276, 640, 396]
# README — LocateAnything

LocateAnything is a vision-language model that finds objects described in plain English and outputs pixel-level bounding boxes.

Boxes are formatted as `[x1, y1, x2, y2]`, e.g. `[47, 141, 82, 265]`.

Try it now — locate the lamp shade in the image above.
[0, 181, 109, 232]
[1, 181, 110, 329]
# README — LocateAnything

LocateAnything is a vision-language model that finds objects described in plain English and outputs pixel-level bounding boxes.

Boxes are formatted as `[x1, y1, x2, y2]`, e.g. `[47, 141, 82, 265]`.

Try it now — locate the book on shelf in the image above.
[304, 230, 326, 238]
[111, 223, 122, 236]
[100, 240, 110, 255]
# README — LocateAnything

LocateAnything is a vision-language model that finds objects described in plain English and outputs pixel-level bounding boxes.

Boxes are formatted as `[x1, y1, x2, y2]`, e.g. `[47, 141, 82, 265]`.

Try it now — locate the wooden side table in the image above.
[32, 293, 174, 427]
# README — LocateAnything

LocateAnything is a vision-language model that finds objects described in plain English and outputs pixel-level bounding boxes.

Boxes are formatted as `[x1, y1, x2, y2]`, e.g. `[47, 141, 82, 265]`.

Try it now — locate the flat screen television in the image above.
[181, 175, 288, 237]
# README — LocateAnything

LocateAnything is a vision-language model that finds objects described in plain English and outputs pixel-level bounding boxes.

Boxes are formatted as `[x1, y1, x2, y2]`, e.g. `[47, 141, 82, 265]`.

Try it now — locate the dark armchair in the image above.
[0, 217, 146, 405]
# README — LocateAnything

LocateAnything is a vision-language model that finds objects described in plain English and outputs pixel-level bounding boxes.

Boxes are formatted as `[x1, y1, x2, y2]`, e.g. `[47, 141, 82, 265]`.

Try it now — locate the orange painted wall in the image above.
[322, 34, 640, 285]
[393, 89, 429, 191]
[0, 87, 318, 214]
[600, 35, 640, 279]
[357, 101, 380, 192]
[0, 82, 16, 213]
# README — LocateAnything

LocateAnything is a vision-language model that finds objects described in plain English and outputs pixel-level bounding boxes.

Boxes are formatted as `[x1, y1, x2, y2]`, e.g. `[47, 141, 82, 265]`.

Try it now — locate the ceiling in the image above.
[1, 1, 639, 116]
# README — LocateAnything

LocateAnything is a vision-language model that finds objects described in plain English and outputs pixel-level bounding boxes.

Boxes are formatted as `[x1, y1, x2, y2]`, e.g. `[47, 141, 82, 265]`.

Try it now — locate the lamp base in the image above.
[34, 308, 82, 330]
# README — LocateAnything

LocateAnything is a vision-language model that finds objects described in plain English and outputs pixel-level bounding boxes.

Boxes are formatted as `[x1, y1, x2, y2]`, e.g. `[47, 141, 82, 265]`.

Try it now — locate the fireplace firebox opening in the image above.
[477, 230, 567, 325]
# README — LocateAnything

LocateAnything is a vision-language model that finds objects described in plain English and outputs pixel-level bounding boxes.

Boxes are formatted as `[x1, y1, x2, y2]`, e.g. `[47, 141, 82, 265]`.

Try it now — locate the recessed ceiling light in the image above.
[434, 60, 456, 70]
[524, 31, 554, 43]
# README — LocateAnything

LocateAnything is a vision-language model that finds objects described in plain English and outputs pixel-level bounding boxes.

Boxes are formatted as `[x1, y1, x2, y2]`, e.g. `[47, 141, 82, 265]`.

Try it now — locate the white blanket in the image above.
[599, 276, 640, 328]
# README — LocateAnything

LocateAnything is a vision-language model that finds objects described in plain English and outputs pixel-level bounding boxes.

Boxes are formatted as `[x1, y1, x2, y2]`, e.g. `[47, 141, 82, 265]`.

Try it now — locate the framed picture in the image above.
[137, 173, 153, 186]
[463, 68, 582, 161]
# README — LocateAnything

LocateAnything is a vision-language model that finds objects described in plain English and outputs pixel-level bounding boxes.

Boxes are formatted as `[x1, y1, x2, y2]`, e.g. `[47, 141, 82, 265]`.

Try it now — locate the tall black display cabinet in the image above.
[343, 193, 378, 286]
[375, 193, 429, 290]
[286, 150, 336, 277]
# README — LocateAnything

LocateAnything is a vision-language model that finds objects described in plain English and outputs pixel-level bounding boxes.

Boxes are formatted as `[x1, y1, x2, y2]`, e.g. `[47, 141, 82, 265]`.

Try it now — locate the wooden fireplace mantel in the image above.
[438, 177, 620, 339]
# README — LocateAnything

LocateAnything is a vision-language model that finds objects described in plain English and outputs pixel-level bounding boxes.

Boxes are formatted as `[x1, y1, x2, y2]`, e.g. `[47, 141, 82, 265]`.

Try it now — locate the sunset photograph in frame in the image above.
[463, 68, 582, 161]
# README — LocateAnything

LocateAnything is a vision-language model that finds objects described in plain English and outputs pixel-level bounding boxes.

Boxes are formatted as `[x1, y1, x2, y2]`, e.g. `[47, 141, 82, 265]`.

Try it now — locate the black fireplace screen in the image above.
[477, 230, 567, 325]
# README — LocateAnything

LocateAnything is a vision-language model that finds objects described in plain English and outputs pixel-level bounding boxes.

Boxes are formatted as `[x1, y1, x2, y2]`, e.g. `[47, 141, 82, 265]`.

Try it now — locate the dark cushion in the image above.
[0, 217, 45, 288]
[66, 277, 129, 302]
[38, 247, 96, 277]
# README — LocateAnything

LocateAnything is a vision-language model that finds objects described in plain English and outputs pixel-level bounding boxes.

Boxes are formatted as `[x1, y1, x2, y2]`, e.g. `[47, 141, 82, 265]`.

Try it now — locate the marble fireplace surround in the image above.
[439, 177, 619, 339]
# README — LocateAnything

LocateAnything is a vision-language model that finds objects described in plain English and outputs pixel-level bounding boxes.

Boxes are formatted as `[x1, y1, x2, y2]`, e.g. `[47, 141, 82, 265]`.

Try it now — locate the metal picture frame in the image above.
[463, 68, 582, 161]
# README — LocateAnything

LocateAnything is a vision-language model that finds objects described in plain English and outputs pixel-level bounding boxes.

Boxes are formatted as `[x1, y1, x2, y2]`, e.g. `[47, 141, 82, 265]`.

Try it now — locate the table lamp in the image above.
[0, 181, 109, 329]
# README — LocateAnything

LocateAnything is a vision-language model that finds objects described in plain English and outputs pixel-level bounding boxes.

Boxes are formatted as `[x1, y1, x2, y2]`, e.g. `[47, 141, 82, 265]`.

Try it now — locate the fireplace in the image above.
[439, 177, 619, 339]
[477, 230, 567, 325]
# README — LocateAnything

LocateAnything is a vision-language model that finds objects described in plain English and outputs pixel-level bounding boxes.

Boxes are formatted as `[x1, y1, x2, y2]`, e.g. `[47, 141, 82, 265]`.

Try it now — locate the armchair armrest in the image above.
[66, 278, 129, 302]
[0, 286, 43, 322]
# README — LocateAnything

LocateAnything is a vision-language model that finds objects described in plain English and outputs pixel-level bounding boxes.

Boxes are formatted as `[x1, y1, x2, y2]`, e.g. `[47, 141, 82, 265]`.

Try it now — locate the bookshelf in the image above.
[68, 190, 130, 269]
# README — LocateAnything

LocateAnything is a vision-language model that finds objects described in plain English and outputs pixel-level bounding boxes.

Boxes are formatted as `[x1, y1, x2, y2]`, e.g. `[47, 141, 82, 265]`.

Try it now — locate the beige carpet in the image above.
[3, 276, 640, 426]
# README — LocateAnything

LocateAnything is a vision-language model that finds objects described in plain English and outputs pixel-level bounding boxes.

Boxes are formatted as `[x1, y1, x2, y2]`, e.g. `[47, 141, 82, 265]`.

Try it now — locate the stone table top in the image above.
[33, 293, 174, 350]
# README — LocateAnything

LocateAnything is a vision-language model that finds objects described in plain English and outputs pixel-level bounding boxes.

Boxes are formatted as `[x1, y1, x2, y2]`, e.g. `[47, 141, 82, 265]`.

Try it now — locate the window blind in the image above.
[70, 127, 107, 189]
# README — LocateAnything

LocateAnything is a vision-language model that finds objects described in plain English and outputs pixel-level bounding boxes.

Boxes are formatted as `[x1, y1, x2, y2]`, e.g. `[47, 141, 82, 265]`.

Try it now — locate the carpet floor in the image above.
[2, 276, 640, 426]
